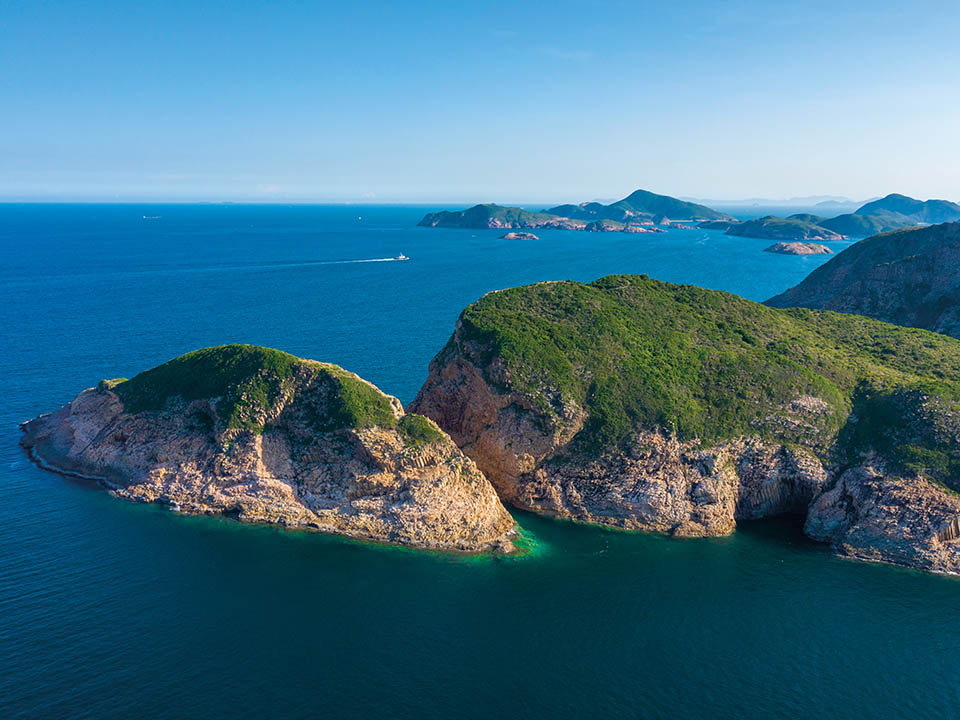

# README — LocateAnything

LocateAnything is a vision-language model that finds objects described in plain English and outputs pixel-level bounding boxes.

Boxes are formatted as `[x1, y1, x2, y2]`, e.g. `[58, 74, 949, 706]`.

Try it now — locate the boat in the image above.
[395, 254, 409, 261]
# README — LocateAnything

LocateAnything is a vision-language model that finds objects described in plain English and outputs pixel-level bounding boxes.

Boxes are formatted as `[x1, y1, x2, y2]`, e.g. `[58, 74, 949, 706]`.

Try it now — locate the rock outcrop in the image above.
[764, 242, 833, 255]
[411, 275, 960, 573]
[805, 462, 960, 573]
[21, 345, 518, 553]
[766, 222, 960, 339]
[500, 232, 538, 240]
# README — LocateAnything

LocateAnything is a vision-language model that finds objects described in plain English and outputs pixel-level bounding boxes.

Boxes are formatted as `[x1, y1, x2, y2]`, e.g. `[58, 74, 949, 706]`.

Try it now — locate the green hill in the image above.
[818, 212, 913, 237]
[448, 275, 960, 484]
[855, 193, 960, 224]
[545, 189, 734, 222]
[724, 216, 844, 242]
[109, 344, 400, 434]
[416, 203, 582, 230]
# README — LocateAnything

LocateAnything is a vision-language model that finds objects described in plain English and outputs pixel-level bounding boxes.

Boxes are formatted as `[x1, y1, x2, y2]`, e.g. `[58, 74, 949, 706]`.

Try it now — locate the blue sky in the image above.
[2, 0, 959, 203]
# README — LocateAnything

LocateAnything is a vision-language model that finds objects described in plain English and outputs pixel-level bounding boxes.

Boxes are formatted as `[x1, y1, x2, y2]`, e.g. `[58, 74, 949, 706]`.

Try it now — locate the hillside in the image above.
[417, 204, 585, 230]
[724, 216, 844, 242]
[855, 193, 960, 224]
[545, 189, 734, 222]
[766, 222, 960, 339]
[818, 212, 911, 237]
[412, 274, 960, 572]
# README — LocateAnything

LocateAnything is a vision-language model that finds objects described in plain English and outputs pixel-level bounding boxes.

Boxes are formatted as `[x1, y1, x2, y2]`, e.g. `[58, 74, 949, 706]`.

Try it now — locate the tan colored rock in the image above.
[805, 463, 960, 573]
[21, 355, 518, 554]
[410, 322, 827, 538]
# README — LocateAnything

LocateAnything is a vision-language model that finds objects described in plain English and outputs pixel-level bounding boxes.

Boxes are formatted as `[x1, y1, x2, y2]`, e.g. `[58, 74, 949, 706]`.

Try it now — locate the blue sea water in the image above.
[1, 204, 957, 719]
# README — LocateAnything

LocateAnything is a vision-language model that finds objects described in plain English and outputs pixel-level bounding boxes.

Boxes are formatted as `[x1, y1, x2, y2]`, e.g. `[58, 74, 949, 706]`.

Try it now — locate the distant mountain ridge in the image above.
[545, 189, 735, 222]
[711, 193, 960, 242]
[417, 189, 734, 230]
[855, 193, 960, 224]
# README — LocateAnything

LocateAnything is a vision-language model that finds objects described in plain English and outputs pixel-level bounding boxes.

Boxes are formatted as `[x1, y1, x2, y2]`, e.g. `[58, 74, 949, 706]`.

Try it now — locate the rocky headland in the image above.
[764, 242, 834, 255]
[21, 345, 518, 553]
[411, 275, 960, 574]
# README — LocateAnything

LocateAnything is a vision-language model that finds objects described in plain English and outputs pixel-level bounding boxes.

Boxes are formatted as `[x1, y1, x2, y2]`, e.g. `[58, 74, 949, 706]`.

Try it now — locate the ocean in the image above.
[1, 203, 957, 719]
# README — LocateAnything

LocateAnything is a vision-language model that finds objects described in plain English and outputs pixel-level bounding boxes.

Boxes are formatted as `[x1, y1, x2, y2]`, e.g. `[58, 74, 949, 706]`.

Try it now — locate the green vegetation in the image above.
[417, 204, 567, 229]
[109, 345, 398, 434]
[97, 378, 128, 390]
[818, 212, 910, 237]
[855, 193, 960, 224]
[546, 189, 734, 222]
[725, 216, 842, 241]
[454, 275, 960, 485]
[398, 414, 445, 448]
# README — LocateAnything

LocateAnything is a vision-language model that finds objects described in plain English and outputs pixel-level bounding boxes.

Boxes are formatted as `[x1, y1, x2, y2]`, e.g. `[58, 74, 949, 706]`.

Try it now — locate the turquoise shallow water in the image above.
[1, 204, 958, 719]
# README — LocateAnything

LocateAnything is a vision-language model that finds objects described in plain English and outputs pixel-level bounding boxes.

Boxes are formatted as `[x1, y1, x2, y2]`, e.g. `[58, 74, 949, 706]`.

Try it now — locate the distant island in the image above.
[726, 216, 845, 242]
[767, 221, 960, 339]
[714, 194, 960, 242]
[418, 190, 960, 244]
[764, 242, 833, 255]
[417, 188, 735, 231]
[500, 231, 538, 240]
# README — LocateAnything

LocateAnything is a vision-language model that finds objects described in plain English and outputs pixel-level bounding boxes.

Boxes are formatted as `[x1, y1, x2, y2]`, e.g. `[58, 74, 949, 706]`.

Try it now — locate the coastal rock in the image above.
[21, 345, 518, 553]
[411, 275, 960, 573]
[500, 232, 538, 240]
[805, 464, 960, 573]
[764, 242, 834, 255]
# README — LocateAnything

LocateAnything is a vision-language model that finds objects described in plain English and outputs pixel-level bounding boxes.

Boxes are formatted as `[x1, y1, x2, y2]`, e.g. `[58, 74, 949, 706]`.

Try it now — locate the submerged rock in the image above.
[21, 345, 518, 553]
[411, 275, 960, 573]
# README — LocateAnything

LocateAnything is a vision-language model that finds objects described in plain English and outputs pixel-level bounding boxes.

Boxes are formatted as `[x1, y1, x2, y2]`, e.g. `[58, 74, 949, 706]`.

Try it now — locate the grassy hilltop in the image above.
[452, 275, 960, 486]
[105, 344, 441, 444]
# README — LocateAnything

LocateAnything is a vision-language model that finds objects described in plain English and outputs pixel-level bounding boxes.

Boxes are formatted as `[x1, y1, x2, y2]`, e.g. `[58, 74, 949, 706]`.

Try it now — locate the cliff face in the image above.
[21, 346, 518, 553]
[410, 276, 960, 573]
[411, 348, 827, 537]
[766, 222, 960, 340]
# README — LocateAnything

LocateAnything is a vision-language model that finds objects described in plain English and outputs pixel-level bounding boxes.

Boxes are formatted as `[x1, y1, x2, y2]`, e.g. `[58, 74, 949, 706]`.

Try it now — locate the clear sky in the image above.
[3, 0, 959, 204]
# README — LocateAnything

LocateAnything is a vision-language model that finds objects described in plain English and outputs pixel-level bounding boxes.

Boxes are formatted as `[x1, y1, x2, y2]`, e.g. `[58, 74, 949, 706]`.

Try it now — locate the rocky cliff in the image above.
[766, 222, 960, 340]
[21, 345, 518, 553]
[411, 276, 960, 573]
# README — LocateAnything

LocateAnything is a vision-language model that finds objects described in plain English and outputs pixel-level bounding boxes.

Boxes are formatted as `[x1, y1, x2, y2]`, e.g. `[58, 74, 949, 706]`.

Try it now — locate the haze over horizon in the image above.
[3, 0, 959, 204]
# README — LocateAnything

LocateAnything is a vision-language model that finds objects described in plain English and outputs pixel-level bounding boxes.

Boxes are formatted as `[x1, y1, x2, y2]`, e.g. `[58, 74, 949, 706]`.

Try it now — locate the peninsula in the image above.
[411, 275, 960, 574]
[21, 345, 518, 553]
